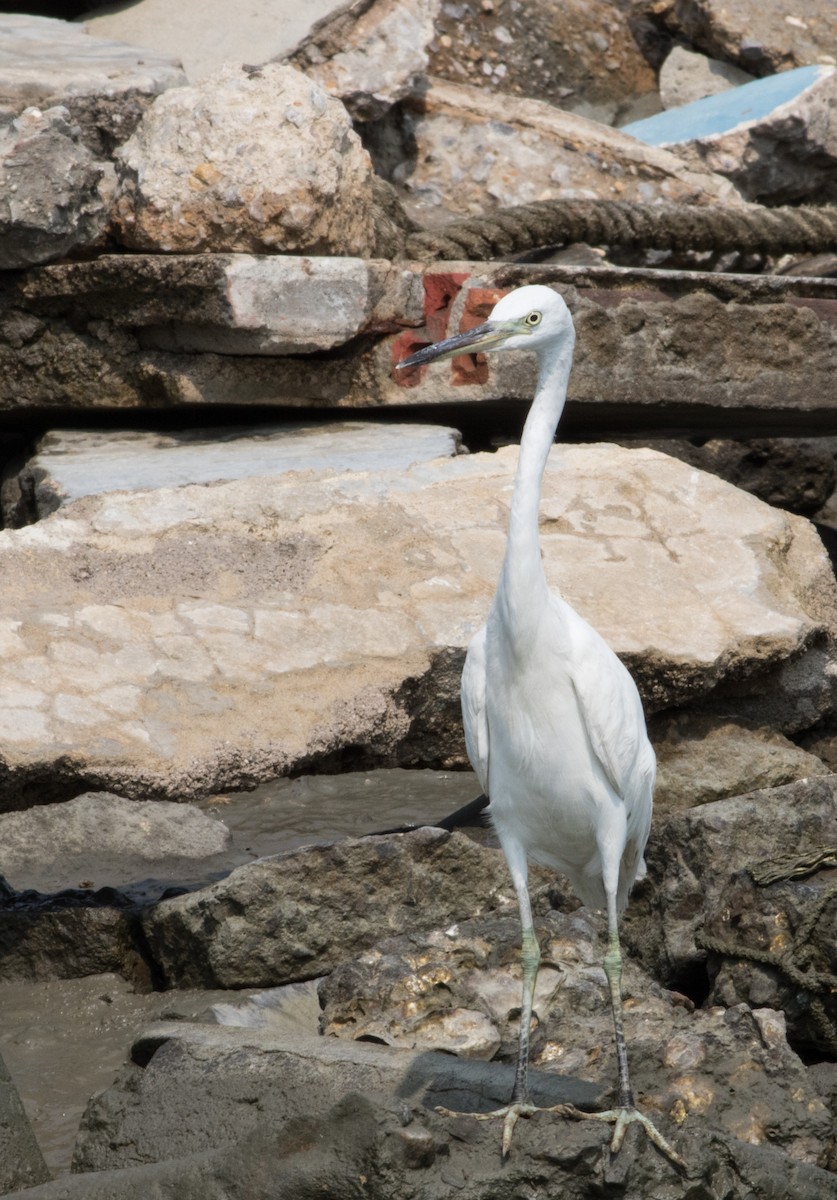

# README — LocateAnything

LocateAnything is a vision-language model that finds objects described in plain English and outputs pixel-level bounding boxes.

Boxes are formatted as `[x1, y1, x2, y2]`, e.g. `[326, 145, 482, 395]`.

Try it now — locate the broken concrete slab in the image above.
[623, 64, 837, 203]
[13, 254, 424, 358]
[6, 259, 837, 427]
[0, 13, 186, 157]
[425, 0, 658, 125]
[82, 0, 346, 83]
[393, 77, 740, 224]
[0, 444, 834, 807]
[4, 421, 461, 522]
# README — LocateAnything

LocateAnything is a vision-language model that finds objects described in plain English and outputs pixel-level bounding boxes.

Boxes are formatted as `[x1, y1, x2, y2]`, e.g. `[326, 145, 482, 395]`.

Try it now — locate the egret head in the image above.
[397, 285, 574, 370]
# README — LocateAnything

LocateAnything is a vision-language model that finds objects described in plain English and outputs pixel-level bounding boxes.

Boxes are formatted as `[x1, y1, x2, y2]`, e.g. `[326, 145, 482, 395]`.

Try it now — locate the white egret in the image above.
[397, 286, 683, 1168]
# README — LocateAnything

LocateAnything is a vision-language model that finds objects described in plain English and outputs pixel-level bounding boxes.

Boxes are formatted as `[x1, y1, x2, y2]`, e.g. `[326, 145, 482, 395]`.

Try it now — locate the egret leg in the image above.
[437, 835, 543, 1156]
[554, 889, 686, 1169]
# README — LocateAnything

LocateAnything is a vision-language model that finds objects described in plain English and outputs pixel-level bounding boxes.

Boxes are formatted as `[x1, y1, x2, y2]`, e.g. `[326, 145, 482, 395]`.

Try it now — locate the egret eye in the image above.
[525, 311, 542, 327]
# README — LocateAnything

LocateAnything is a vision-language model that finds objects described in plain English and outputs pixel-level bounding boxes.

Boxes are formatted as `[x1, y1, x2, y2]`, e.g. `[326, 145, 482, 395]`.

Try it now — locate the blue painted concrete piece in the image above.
[622, 63, 829, 146]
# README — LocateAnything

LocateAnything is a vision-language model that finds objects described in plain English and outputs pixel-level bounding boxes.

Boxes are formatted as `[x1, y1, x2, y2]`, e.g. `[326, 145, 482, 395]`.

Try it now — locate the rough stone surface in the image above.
[0, 105, 107, 269]
[624, 777, 837, 990]
[0, 1050, 49, 1193]
[618, 436, 837, 517]
[4, 261, 836, 419]
[11, 252, 424, 361]
[4, 421, 460, 523]
[319, 908, 833, 1164]
[112, 63, 400, 257]
[658, 44, 755, 109]
[0, 446, 834, 806]
[650, 715, 830, 815]
[623, 64, 837, 204]
[705, 860, 837, 1055]
[648, 0, 837, 77]
[0, 13, 186, 156]
[83, 0, 344, 82]
[391, 77, 740, 223]
[0, 879, 150, 984]
[289, 0, 441, 121]
[425, 0, 658, 125]
[142, 828, 519, 988]
[0, 792, 231, 893]
[384, 267, 837, 423]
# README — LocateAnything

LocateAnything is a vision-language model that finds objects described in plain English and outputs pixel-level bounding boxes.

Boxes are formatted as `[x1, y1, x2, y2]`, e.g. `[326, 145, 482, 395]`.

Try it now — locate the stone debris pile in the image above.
[1, 1, 837, 1198]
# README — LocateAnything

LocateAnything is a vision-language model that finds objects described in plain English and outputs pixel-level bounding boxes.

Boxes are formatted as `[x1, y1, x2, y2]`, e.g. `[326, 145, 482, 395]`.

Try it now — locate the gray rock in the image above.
[0, 792, 231, 893]
[651, 715, 829, 816]
[659, 45, 755, 109]
[0, 881, 149, 984]
[0, 1050, 49, 1193]
[623, 64, 837, 204]
[319, 908, 833, 1163]
[6, 421, 461, 523]
[142, 828, 518, 988]
[624, 777, 837, 990]
[0, 105, 107, 268]
[288, 0, 441, 121]
[112, 63, 404, 257]
[654, 0, 837, 77]
[0, 13, 185, 156]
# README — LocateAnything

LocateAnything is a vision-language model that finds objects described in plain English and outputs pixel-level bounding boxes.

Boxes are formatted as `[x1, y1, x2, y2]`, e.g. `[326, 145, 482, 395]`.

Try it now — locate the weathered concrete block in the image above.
[623, 64, 837, 203]
[5, 421, 460, 522]
[0, 105, 107, 269]
[0, 13, 186, 156]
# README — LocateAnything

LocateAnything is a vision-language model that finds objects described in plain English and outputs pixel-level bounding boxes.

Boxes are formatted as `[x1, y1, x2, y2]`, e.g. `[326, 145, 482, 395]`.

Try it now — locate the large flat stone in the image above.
[6, 259, 837, 428]
[7, 421, 460, 521]
[82, 0, 345, 82]
[0, 444, 833, 806]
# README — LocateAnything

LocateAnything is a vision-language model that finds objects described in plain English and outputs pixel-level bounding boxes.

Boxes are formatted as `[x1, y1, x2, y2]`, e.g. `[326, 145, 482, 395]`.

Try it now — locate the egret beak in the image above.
[396, 319, 520, 369]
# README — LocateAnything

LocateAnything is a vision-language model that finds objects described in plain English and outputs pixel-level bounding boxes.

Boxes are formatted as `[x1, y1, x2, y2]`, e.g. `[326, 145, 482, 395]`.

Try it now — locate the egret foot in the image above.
[435, 1102, 540, 1159]
[436, 1101, 686, 1168]
[555, 1103, 686, 1170]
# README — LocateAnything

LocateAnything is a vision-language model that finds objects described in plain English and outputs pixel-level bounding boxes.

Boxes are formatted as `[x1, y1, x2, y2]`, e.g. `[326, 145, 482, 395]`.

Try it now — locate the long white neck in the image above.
[495, 330, 575, 632]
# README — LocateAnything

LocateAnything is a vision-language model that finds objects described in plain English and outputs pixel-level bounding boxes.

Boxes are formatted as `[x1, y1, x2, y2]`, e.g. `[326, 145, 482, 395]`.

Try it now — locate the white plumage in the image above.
[398, 285, 683, 1168]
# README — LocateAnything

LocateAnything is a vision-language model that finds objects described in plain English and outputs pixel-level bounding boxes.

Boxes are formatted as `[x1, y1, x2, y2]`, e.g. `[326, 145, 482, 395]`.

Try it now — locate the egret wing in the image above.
[562, 605, 654, 851]
[461, 625, 490, 793]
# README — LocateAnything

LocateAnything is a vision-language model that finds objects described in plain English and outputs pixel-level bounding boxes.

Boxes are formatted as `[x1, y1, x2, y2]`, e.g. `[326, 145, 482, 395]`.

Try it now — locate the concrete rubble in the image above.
[623, 63, 837, 203]
[0, 106, 108, 270]
[393, 77, 739, 224]
[1, 0, 837, 1197]
[111, 63, 403, 257]
[0, 443, 833, 807]
[658, 45, 755, 109]
[0, 13, 185, 157]
[642, 0, 837, 77]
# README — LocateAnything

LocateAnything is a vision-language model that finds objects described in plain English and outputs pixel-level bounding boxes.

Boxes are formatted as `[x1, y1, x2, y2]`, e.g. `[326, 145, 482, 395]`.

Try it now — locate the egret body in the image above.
[397, 286, 683, 1167]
